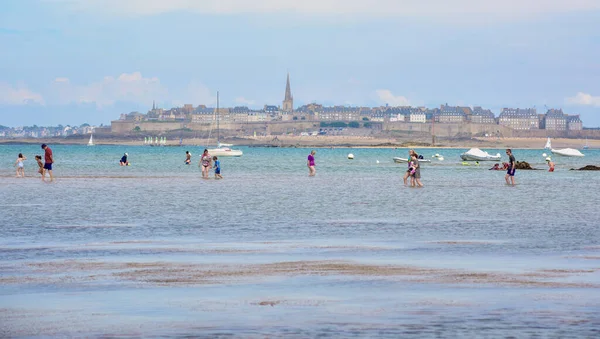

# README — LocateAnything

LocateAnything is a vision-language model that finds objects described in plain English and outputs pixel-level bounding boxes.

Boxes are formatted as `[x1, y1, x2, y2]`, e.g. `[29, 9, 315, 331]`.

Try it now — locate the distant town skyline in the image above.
[1, 0, 599, 127]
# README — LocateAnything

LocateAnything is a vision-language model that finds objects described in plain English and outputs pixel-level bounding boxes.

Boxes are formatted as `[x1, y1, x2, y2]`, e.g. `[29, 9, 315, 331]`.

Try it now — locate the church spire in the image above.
[282, 72, 293, 112]
[285, 73, 292, 101]
[152, 100, 155, 110]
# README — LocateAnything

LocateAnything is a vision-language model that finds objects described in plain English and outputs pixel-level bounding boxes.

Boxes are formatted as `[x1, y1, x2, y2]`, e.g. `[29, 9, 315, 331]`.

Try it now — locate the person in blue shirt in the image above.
[212, 156, 223, 179]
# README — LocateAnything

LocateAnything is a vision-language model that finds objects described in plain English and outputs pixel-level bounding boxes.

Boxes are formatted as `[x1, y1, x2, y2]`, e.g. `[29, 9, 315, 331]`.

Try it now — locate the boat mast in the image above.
[216, 91, 220, 145]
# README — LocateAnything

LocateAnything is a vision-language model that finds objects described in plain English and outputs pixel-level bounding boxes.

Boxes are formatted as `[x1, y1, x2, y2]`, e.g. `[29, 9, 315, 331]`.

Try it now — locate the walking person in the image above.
[41, 144, 54, 182]
[410, 153, 424, 187]
[505, 149, 516, 185]
[403, 149, 416, 185]
[212, 156, 223, 179]
[14, 153, 26, 177]
[199, 149, 212, 179]
[307, 150, 316, 176]
[546, 157, 555, 172]
[35, 155, 44, 180]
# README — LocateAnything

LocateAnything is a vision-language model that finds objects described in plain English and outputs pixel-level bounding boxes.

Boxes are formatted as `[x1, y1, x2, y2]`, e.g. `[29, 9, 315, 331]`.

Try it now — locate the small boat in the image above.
[583, 138, 589, 150]
[460, 148, 501, 161]
[348, 153, 355, 160]
[544, 137, 552, 150]
[207, 92, 243, 157]
[87, 134, 94, 146]
[393, 157, 431, 164]
[208, 147, 243, 157]
[551, 148, 585, 157]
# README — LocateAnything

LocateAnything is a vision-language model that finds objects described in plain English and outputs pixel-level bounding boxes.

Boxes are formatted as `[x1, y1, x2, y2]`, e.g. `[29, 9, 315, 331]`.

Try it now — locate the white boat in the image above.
[87, 134, 94, 146]
[544, 137, 552, 150]
[393, 157, 431, 164]
[583, 138, 589, 150]
[208, 147, 243, 157]
[551, 148, 585, 157]
[207, 91, 243, 157]
[460, 148, 501, 161]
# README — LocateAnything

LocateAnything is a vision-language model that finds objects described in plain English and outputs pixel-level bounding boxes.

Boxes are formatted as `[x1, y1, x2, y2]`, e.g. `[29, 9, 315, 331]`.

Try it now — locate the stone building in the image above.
[499, 108, 539, 130]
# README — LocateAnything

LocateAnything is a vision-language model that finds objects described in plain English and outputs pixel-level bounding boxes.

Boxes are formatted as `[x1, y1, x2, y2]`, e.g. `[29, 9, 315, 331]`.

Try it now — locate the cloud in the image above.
[234, 97, 256, 106]
[566, 92, 600, 107]
[375, 89, 410, 106]
[51, 72, 168, 108]
[0, 82, 45, 105]
[53, 0, 600, 20]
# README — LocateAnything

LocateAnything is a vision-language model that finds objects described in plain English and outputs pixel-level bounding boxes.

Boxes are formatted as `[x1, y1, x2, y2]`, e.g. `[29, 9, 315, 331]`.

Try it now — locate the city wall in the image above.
[111, 120, 600, 138]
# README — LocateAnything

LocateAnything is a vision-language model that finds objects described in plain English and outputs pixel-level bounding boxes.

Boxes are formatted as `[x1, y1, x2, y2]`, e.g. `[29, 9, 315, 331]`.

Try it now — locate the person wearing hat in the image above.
[546, 157, 555, 172]
[120, 152, 129, 166]
[41, 144, 54, 182]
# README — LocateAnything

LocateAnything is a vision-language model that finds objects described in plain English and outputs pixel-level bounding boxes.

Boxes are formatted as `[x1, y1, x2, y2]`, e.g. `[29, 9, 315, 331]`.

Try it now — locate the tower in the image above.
[282, 73, 293, 112]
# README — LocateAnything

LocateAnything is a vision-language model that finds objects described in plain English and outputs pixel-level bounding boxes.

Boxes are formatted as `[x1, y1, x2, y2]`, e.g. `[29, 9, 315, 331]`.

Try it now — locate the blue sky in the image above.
[1, 0, 599, 127]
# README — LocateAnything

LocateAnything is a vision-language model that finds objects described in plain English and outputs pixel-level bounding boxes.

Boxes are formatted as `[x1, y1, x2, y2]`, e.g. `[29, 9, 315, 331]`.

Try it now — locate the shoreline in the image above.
[0, 136, 597, 149]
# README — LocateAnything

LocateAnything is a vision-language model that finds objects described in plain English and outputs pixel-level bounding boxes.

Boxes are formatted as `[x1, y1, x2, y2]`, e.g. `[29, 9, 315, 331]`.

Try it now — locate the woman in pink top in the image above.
[307, 150, 316, 176]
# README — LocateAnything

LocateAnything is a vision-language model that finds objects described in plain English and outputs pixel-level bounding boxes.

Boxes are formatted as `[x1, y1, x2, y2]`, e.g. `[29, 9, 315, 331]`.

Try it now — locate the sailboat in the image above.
[87, 133, 94, 146]
[544, 137, 551, 150]
[583, 137, 589, 150]
[207, 92, 243, 157]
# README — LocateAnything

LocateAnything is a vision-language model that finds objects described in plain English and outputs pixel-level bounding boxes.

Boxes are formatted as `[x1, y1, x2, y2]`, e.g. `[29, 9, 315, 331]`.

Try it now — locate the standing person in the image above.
[505, 149, 516, 185]
[15, 153, 26, 177]
[120, 153, 129, 166]
[213, 156, 223, 179]
[185, 151, 192, 165]
[307, 150, 316, 176]
[546, 157, 555, 172]
[403, 150, 416, 185]
[35, 155, 44, 180]
[41, 144, 54, 182]
[199, 149, 211, 179]
[410, 153, 424, 187]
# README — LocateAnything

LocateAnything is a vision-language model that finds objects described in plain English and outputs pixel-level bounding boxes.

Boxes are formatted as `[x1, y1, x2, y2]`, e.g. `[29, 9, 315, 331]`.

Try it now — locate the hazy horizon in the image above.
[1, 0, 599, 127]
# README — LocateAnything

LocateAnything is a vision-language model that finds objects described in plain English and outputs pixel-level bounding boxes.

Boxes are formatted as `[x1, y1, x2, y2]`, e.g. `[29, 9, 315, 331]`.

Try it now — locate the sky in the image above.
[0, 0, 599, 127]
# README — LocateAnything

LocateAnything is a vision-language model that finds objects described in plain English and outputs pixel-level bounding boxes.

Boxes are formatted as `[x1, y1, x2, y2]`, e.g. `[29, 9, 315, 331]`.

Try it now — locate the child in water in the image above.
[35, 155, 44, 179]
[213, 156, 223, 179]
[15, 153, 26, 177]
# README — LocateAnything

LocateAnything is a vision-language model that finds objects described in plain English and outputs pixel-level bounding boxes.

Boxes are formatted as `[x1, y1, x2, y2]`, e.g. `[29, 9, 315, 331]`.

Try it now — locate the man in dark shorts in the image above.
[505, 149, 516, 186]
[41, 144, 54, 182]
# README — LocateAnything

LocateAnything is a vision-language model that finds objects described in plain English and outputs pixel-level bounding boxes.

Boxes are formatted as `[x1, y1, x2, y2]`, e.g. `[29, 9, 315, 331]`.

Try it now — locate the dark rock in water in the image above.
[571, 165, 600, 171]
[515, 161, 534, 170]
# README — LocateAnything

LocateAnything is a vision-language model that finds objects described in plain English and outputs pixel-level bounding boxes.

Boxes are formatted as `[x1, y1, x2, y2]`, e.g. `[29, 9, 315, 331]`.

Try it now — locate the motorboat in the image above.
[460, 148, 501, 161]
[551, 148, 585, 157]
[393, 157, 431, 164]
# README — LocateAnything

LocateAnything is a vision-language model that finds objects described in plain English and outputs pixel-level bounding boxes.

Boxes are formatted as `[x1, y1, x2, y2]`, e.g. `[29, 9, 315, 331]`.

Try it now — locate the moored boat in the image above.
[551, 148, 585, 157]
[460, 148, 501, 161]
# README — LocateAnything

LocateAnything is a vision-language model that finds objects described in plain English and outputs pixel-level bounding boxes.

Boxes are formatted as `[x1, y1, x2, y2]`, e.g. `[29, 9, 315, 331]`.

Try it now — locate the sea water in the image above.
[0, 144, 599, 337]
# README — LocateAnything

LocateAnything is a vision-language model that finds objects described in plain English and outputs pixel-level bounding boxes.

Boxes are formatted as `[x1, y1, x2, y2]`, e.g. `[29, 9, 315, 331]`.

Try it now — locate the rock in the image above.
[571, 165, 600, 171]
[515, 161, 534, 170]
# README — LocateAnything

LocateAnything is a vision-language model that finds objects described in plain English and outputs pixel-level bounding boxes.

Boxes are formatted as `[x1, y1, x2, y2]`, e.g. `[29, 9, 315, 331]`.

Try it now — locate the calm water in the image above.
[1, 144, 599, 337]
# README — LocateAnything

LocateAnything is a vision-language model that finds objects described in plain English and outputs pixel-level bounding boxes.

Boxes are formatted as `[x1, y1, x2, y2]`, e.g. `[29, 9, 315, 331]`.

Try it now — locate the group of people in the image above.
[402, 150, 423, 187]
[199, 149, 222, 179]
[13, 144, 54, 181]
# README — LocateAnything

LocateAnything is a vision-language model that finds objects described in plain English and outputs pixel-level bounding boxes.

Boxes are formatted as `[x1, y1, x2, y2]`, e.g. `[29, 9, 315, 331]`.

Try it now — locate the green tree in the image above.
[364, 122, 372, 128]
[349, 121, 360, 128]
[133, 126, 141, 132]
[362, 117, 369, 121]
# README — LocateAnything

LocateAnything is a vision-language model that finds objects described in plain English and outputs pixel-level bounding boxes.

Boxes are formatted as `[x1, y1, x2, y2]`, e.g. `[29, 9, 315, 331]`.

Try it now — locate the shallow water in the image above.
[1, 144, 599, 337]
